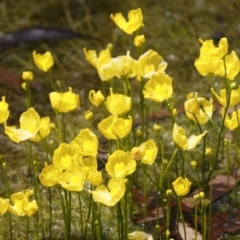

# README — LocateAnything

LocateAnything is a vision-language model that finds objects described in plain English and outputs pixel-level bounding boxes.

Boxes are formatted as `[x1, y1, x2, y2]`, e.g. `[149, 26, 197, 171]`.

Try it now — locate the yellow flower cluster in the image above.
[0, 190, 38, 217]
[39, 129, 102, 191]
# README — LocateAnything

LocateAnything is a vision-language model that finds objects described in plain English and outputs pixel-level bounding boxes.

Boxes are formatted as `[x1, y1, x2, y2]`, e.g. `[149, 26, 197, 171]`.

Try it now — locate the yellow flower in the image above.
[58, 164, 88, 191]
[190, 160, 197, 170]
[211, 87, 240, 107]
[8, 190, 38, 217]
[39, 163, 62, 187]
[101, 52, 136, 79]
[89, 178, 126, 206]
[49, 87, 80, 113]
[32, 51, 54, 72]
[0, 96, 9, 124]
[143, 71, 173, 102]
[30, 117, 51, 142]
[88, 170, 103, 186]
[89, 90, 105, 106]
[205, 148, 212, 155]
[0, 197, 9, 215]
[5, 107, 41, 143]
[110, 8, 143, 34]
[172, 177, 192, 197]
[98, 115, 132, 139]
[134, 34, 145, 47]
[135, 49, 167, 80]
[221, 108, 240, 130]
[131, 139, 158, 165]
[70, 128, 98, 157]
[22, 71, 34, 81]
[83, 47, 111, 81]
[128, 231, 153, 240]
[225, 51, 240, 80]
[194, 38, 228, 77]
[198, 38, 228, 58]
[85, 111, 93, 120]
[194, 55, 225, 77]
[172, 123, 207, 150]
[106, 88, 131, 115]
[184, 93, 213, 125]
[106, 150, 136, 178]
[52, 143, 78, 170]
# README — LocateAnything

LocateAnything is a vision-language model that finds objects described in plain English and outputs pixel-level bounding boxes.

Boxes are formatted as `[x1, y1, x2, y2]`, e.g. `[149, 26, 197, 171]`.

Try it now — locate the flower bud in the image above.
[22, 71, 34, 81]
[134, 34, 145, 47]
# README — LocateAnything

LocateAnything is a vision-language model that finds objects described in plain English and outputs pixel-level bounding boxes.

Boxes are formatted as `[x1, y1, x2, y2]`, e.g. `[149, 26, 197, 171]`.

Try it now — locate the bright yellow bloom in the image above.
[135, 50, 167, 81]
[85, 111, 93, 120]
[98, 115, 132, 139]
[49, 87, 80, 113]
[106, 89, 131, 115]
[225, 51, 240, 80]
[89, 178, 126, 206]
[5, 107, 41, 143]
[211, 87, 240, 107]
[89, 90, 105, 107]
[205, 148, 212, 155]
[0, 198, 9, 215]
[143, 71, 173, 102]
[190, 160, 197, 170]
[172, 177, 192, 197]
[184, 93, 213, 125]
[30, 117, 51, 142]
[58, 164, 88, 191]
[134, 34, 145, 47]
[221, 108, 240, 130]
[0, 96, 9, 124]
[128, 231, 153, 240]
[52, 143, 78, 170]
[32, 51, 54, 72]
[22, 71, 34, 81]
[131, 139, 158, 165]
[106, 150, 136, 178]
[173, 123, 207, 150]
[21, 82, 27, 90]
[83, 47, 112, 81]
[70, 128, 98, 157]
[8, 190, 38, 217]
[88, 170, 103, 186]
[101, 52, 136, 79]
[39, 163, 62, 187]
[194, 38, 228, 77]
[110, 8, 143, 34]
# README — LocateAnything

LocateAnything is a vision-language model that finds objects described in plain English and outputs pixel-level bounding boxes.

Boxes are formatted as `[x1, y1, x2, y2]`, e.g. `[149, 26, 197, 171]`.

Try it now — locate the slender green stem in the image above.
[33, 161, 42, 239]
[177, 196, 186, 240]
[117, 202, 123, 240]
[96, 204, 102, 240]
[206, 88, 232, 184]
[0, 156, 12, 240]
[25, 81, 32, 109]
[193, 114, 207, 184]
[124, 181, 128, 240]
[160, 149, 178, 187]
[48, 70, 55, 90]
[78, 192, 83, 237]
[26, 217, 29, 239]
[55, 111, 63, 144]
[58, 188, 67, 239]
[194, 202, 198, 240]
[84, 193, 92, 239]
